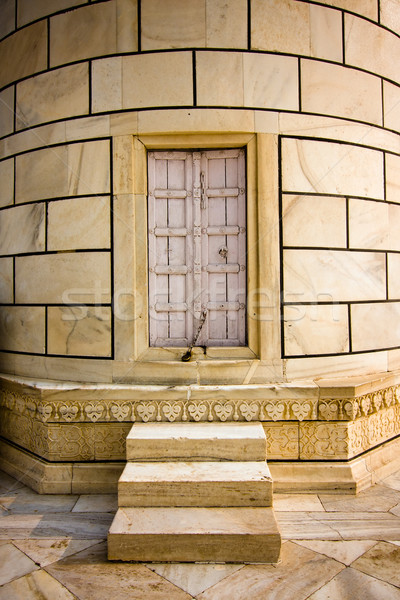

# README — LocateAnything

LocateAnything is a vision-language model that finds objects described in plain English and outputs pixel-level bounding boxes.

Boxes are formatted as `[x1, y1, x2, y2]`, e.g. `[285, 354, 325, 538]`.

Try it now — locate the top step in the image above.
[126, 422, 267, 462]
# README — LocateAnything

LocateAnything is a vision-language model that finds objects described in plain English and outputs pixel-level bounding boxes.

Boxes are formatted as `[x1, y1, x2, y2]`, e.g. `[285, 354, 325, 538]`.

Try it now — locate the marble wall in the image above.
[0, 0, 400, 385]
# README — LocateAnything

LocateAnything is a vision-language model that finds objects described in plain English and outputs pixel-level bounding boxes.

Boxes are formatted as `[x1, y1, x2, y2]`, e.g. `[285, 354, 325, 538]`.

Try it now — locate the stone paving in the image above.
[1, 469, 400, 599]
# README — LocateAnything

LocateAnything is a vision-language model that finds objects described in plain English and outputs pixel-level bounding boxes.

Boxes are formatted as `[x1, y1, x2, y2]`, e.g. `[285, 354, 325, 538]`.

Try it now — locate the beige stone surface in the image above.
[309, 3, 343, 62]
[345, 14, 400, 85]
[141, 0, 205, 49]
[118, 461, 272, 507]
[320, 485, 400, 513]
[196, 51, 243, 107]
[282, 194, 346, 248]
[284, 304, 349, 356]
[0, 569, 77, 600]
[72, 496, 117, 514]
[15, 141, 110, 203]
[352, 541, 400, 587]
[301, 60, 382, 125]
[16, 63, 89, 130]
[92, 52, 193, 112]
[0, 306, 45, 353]
[308, 566, 400, 599]
[47, 196, 110, 251]
[273, 495, 325, 512]
[17, 0, 85, 26]
[244, 53, 298, 111]
[13, 539, 104, 567]
[0, 0, 15, 39]
[0, 203, 45, 255]
[284, 249, 386, 302]
[66, 115, 110, 141]
[0, 258, 13, 303]
[0, 158, 14, 208]
[198, 541, 343, 599]
[0, 87, 14, 139]
[316, 0, 377, 20]
[15, 252, 111, 304]
[349, 198, 389, 250]
[108, 506, 281, 562]
[386, 153, 400, 203]
[351, 302, 400, 351]
[46, 542, 192, 599]
[251, 0, 310, 55]
[282, 138, 384, 199]
[295, 540, 377, 565]
[137, 109, 254, 135]
[0, 543, 38, 586]
[383, 80, 400, 132]
[147, 563, 243, 597]
[0, 121, 68, 161]
[126, 422, 267, 461]
[206, 0, 247, 48]
[381, 0, 400, 35]
[0, 21, 47, 89]
[47, 306, 112, 357]
[50, 0, 137, 67]
[263, 422, 299, 460]
[388, 254, 400, 299]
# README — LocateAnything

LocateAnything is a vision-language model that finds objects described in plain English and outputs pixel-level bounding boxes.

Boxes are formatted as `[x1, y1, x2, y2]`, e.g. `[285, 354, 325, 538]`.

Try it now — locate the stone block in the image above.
[351, 302, 400, 351]
[0, 21, 47, 89]
[317, 0, 377, 21]
[0, 203, 45, 255]
[15, 140, 110, 203]
[388, 254, 400, 299]
[282, 195, 346, 248]
[284, 249, 386, 302]
[244, 53, 298, 111]
[0, 306, 45, 353]
[0, 158, 14, 208]
[206, 0, 247, 48]
[47, 196, 110, 251]
[385, 153, 400, 203]
[126, 422, 267, 461]
[345, 14, 400, 85]
[383, 81, 400, 132]
[47, 306, 112, 357]
[72, 463, 123, 494]
[15, 252, 111, 304]
[309, 3, 343, 62]
[141, 0, 205, 50]
[251, 0, 310, 55]
[263, 422, 299, 460]
[196, 51, 243, 107]
[92, 52, 193, 112]
[0, 87, 14, 139]
[50, 0, 137, 67]
[285, 351, 389, 381]
[108, 506, 281, 562]
[137, 109, 255, 135]
[118, 461, 273, 507]
[284, 304, 349, 356]
[16, 63, 89, 130]
[0, 0, 15, 39]
[17, 0, 85, 26]
[65, 115, 110, 141]
[380, 0, 400, 34]
[349, 199, 389, 250]
[301, 60, 382, 125]
[0, 258, 13, 303]
[281, 138, 384, 199]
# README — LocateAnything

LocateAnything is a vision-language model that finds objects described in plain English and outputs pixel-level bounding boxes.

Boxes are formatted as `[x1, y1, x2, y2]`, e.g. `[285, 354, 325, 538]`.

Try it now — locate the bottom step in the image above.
[108, 506, 281, 563]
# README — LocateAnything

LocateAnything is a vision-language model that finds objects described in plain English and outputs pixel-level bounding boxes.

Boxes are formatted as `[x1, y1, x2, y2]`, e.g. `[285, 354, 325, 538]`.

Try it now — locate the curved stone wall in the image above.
[1, 0, 400, 384]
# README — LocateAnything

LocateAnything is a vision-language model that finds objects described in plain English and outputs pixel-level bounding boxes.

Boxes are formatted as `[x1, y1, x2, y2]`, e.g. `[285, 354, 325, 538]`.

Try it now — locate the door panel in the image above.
[148, 149, 246, 347]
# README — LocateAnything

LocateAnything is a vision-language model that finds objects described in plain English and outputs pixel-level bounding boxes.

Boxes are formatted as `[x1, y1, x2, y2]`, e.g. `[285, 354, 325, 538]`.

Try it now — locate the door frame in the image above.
[112, 132, 281, 364]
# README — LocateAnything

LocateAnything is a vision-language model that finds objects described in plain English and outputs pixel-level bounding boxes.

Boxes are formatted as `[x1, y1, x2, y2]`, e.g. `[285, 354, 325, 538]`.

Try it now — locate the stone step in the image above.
[126, 422, 267, 462]
[108, 506, 281, 563]
[118, 461, 273, 507]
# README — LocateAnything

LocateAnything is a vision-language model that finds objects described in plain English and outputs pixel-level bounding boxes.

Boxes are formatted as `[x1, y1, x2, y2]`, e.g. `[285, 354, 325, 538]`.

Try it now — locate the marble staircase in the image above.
[108, 422, 281, 563]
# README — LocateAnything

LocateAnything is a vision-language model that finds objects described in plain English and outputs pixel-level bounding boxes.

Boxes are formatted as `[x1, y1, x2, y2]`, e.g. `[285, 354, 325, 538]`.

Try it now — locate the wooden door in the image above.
[148, 149, 246, 347]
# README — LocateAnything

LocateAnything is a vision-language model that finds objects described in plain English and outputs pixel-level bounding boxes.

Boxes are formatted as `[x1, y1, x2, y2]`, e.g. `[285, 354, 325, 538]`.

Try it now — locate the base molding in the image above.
[2, 435, 400, 495]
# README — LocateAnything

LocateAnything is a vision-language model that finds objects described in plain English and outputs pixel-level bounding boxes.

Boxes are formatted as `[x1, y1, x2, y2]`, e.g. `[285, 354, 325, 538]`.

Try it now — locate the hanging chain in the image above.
[181, 309, 207, 361]
[200, 171, 207, 209]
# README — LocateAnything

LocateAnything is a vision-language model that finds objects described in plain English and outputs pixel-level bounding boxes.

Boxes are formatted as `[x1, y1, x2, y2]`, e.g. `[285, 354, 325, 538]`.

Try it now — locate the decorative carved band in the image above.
[319, 386, 400, 421]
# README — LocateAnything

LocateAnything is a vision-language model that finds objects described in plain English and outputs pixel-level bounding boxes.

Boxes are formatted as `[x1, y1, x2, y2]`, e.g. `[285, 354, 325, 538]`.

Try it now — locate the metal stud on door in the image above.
[148, 149, 246, 347]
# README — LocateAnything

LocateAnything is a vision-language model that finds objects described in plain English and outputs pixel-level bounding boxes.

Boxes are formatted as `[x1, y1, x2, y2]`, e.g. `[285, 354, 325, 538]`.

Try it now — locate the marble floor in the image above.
[1, 470, 400, 599]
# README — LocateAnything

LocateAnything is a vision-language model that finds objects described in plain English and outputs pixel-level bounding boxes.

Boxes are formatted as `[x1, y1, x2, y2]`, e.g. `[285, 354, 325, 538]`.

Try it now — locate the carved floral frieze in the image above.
[318, 385, 400, 421]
